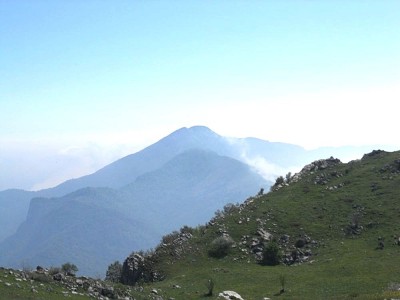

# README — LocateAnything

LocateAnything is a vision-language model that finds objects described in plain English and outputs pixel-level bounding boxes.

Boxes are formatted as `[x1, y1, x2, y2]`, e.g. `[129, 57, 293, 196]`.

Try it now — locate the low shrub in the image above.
[260, 241, 281, 266]
[208, 236, 234, 258]
[30, 272, 52, 283]
[105, 261, 122, 283]
[48, 267, 61, 275]
[205, 278, 214, 297]
[61, 262, 78, 276]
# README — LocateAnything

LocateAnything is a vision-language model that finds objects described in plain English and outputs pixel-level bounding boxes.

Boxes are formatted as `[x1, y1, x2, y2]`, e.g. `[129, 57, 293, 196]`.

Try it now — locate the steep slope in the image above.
[121, 150, 400, 299]
[0, 150, 269, 277]
[0, 189, 39, 241]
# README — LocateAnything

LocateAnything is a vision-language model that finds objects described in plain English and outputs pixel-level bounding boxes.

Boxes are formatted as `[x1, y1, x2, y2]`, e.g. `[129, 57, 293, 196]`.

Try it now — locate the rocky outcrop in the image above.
[52, 272, 65, 281]
[121, 253, 145, 286]
[256, 228, 273, 241]
[291, 157, 341, 183]
[379, 159, 400, 174]
[362, 149, 386, 159]
[120, 252, 163, 286]
[270, 157, 342, 192]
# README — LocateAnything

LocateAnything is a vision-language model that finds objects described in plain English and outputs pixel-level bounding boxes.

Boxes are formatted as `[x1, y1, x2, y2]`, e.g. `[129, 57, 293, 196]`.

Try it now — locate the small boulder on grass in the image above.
[218, 290, 244, 300]
[53, 273, 65, 281]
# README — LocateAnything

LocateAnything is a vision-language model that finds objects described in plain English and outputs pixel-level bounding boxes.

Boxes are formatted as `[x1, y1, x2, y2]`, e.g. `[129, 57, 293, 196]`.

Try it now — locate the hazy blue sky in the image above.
[1, 1, 399, 190]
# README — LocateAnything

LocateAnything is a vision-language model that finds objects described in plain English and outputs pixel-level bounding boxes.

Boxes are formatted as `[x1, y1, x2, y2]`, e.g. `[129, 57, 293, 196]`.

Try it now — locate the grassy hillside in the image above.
[126, 150, 400, 299]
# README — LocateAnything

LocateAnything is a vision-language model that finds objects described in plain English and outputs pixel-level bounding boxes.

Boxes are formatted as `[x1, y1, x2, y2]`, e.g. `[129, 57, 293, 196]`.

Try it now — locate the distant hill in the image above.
[0, 149, 269, 276]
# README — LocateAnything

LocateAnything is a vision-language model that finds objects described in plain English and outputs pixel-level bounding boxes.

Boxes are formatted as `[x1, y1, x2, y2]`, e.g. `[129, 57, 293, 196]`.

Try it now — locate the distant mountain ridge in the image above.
[0, 125, 304, 242]
[48, 126, 231, 195]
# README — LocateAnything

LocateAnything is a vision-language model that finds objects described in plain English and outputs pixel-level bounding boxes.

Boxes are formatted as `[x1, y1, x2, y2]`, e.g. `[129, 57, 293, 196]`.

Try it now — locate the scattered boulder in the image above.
[218, 290, 244, 300]
[379, 159, 400, 174]
[280, 234, 290, 244]
[1, 267, 136, 300]
[101, 286, 115, 298]
[76, 278, 83, 286]
[370, 182, 379, 192]
[249, 238, 264, 261]
[295, 239, 306, 248]
[314, 173, 329, 185]
[257, 228, 273, 241]
[53, 273, 64, 281]
[172, 284, 181, 289]
[151, 288, 158, 294]
[36, 266, 44, 273]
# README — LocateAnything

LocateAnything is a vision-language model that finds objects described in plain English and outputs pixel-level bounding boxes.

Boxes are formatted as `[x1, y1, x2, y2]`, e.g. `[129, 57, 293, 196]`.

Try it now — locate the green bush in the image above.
[105, 261, 122, 282]
[261, 241, 281, 266]
[208, 236, 234, 258]
[48, 266, 61, 275]
[180, 225, 194, 235]
[223, 203, 239, 215]
[161, 231, 180, 245]
[61, 262, 78, 276]
[205, 278, 215, 297]
[275, 176, 284, 186]
[29, 272, 52, 283]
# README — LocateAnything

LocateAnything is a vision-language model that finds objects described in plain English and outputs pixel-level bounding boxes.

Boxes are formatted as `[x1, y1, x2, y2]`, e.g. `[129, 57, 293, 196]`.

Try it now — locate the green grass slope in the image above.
[131, 150, 400, 299]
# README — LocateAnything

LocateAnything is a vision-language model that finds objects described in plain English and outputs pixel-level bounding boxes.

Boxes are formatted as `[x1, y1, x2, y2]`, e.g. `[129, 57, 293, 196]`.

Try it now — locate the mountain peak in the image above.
[187, 125, 214, 132]
[170, 125, 219, 138]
